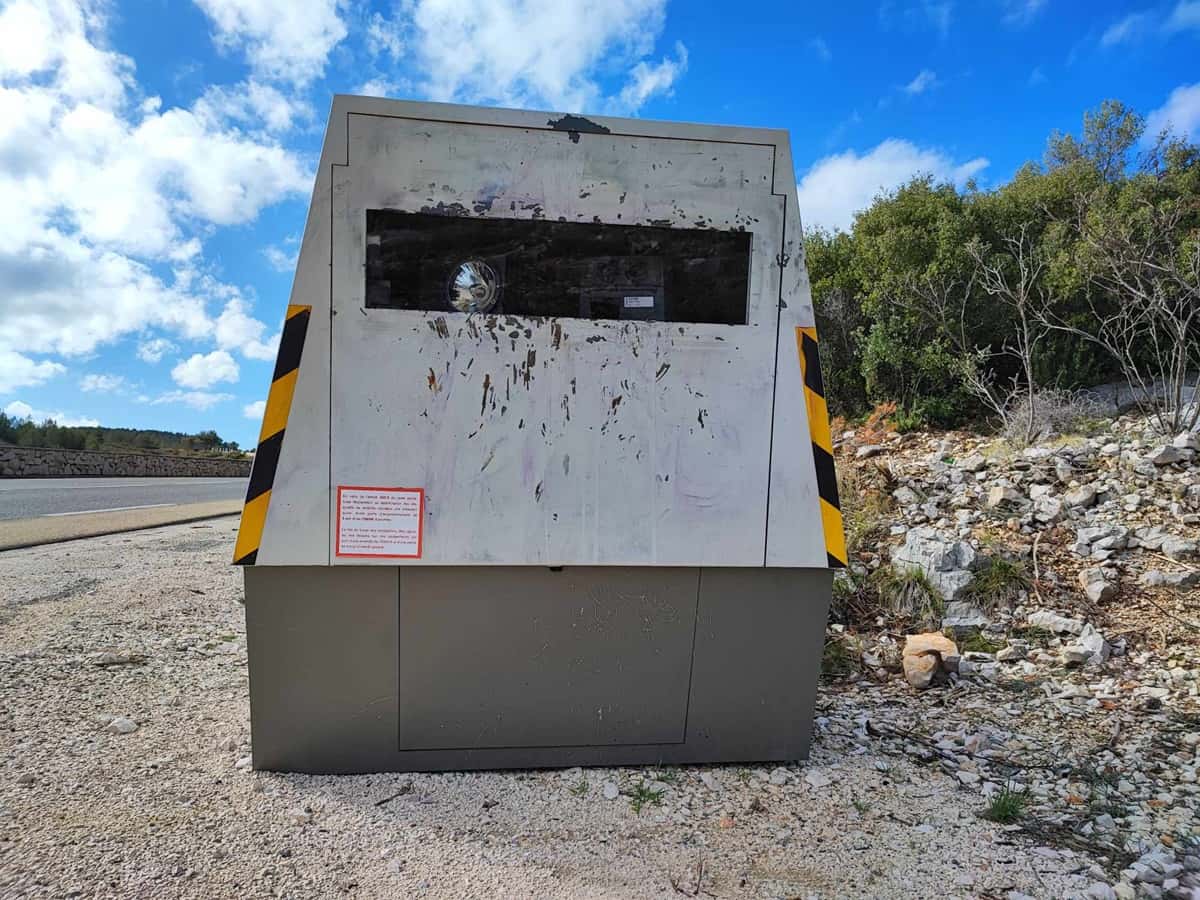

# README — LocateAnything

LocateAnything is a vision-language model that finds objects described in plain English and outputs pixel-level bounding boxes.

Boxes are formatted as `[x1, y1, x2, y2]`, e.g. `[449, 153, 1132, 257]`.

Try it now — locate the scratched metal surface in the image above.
[331, 114, 802, 566]
[255, 96, 826, 567]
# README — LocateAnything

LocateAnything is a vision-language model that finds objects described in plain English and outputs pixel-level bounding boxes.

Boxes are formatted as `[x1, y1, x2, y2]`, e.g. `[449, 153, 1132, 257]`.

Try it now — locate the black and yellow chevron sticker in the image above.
[796, 327, 848, 569]
[233, 304, 312, 565]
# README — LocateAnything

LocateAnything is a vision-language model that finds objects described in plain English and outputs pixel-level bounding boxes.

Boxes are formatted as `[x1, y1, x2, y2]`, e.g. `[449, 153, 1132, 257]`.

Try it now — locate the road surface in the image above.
[0, 477, 247, 520]
[0, 478, 247, 550]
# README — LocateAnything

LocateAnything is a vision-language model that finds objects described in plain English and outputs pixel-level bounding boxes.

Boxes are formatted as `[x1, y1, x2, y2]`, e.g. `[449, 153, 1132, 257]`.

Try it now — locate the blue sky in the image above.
[1, 0, 1198, 449]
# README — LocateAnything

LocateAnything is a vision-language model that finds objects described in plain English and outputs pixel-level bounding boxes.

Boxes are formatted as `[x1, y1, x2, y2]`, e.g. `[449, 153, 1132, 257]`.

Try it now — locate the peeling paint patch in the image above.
[546, 114, 611, 143]
[419, 201, 470, 217]
[481, 373, 491, 416]
[656, 363, 671, 381]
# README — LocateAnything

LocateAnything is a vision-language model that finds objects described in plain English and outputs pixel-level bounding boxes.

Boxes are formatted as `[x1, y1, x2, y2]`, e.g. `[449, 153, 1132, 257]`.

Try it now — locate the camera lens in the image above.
[448, 260, 500, 313]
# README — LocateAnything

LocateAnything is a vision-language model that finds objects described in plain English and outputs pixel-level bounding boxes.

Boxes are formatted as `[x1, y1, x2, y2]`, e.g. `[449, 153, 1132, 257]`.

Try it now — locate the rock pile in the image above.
[831, 410, 1200, 897]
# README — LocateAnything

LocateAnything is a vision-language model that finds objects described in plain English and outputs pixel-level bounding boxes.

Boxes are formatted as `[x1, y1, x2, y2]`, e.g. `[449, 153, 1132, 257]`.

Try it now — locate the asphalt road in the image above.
[0, 477, 247, 521]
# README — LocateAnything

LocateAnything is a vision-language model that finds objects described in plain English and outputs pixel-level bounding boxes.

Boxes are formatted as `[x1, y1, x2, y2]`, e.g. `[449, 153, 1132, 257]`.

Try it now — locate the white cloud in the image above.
[172, 350, 240, 389]
[195, 79, 311, 134]
[1146, 82, 1200, 141]
[615, 43, 687, 113]
[263, 243, 298, 272]
[243, 399, 267, 419]
[796, 139, 989, 233]
[192, 0, 348, 85]
[366, 10, 405, 61]
[1028, 66, 1047, 86]
[1100, 12, 1153, 46]
[808, 37, 832, 62]
[215, 298, 280, 360]
[3, 399, 99, 427]
[151, 389, 234, 411]
[382, 0, 686, 114]
[0, 349, 65, 392]
[1165, 1, 1200, 35]
[356, 77, 400, 99]
[79, 372, 125, 392]
[137, 338, 176, 364]
[0, 0, 305, 389]
[1101, 2, 1200, 47]
[904, 69, 939, 95]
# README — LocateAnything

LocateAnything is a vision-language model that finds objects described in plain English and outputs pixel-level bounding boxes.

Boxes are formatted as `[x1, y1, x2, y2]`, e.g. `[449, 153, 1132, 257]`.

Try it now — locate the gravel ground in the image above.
[1, 518, 1097, 899]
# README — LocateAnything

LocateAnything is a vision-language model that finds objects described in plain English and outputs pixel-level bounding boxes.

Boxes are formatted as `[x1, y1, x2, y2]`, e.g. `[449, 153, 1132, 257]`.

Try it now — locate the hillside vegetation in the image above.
[807, 99, 1200, 441]
[0, 413, 241, 456]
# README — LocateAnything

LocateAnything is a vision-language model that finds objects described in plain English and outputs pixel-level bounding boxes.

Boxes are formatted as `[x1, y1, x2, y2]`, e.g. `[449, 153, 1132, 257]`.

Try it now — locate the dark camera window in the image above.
[365, 210, 751, 326]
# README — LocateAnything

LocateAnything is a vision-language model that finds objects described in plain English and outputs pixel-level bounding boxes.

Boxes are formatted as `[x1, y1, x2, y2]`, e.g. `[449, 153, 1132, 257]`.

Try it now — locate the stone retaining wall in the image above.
[0, 445, 251, 478]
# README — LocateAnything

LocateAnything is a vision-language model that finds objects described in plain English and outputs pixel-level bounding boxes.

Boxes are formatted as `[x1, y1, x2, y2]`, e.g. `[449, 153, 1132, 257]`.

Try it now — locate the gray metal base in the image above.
[243, 566, 831, 773]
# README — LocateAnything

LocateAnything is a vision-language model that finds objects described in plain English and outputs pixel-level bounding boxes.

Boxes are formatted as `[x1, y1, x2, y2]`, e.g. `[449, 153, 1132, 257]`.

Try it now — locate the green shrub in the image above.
[959, 557, 1031, 612]
[982, 785, 1028, 823]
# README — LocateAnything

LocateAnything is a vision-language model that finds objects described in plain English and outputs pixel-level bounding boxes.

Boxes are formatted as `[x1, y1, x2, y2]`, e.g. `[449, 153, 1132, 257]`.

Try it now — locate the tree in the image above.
[805, 227, 871, 417]
[964, 224, 1054, 444]
[1046, 100, 1144, 183]
[1042, 188, 1200, 434]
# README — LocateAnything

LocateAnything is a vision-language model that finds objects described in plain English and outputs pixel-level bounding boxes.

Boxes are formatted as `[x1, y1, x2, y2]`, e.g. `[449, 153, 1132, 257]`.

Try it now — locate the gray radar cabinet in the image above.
[234, 96, 847, 774]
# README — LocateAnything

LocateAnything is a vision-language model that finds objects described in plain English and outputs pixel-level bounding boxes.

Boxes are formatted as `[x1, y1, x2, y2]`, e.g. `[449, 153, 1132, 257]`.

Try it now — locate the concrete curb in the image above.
[0, 501, 242, 552]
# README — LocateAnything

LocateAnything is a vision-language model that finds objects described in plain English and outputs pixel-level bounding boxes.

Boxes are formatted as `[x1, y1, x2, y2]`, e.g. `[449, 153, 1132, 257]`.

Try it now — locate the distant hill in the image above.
[0, 412, 242, 456]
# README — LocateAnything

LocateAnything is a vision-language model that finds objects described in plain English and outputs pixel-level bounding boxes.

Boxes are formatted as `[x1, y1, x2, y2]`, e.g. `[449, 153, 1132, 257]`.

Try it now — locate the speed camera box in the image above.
[234, 96, 845, 773]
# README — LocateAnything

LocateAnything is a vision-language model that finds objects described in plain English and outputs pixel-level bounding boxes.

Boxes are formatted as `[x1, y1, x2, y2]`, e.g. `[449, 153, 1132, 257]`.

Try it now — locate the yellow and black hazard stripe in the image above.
[233, 304, 311, 565]
[796, 327, 847, 569]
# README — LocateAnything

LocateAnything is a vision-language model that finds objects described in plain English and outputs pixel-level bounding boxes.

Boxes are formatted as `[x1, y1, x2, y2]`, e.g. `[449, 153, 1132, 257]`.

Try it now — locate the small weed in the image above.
[838, 463, 895, 561]
[822, 635, 859, 678]
[852, 798, 871, 815]
[654, 768, 681, 785]
[870, 565, 944, 628]
[995, 676, 1043, 693]
[569, 778, 588, 797]
[1073, 764, 1127, 818]
[959, 630, 1005, 654]
[626, 783, 664, 815]
[1010, 624, 1054, 645]
[983, 784, 1029, 823]
[959, 556, 1031, 613]
[735, 768, 752, 784]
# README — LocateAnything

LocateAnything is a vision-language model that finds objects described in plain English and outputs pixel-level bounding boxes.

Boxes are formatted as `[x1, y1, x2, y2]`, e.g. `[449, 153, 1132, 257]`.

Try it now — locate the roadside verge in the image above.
[0, 500, 241, 551]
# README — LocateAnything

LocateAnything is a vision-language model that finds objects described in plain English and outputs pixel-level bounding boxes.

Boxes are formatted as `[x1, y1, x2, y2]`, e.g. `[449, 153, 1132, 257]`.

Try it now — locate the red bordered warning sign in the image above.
[335, 486, 424, 558]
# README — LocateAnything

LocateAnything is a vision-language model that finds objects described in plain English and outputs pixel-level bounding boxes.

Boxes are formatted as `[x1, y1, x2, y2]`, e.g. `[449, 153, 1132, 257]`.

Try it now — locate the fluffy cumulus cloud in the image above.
[1146, 82, 1200, 141]
[215, 298, 280, 361]
[796, 139, 989, 233]
[79, 373, 125, 392]
[4, 399, 99, 427]
[380, 0, 687, 114]
[243, 399, 267, 420]
[136, 338, 176, 364]
[192, 0, 347, 85]
[0, 349, 65, 392]
[0, 0, 307, 409]
[172, 350, 240, 390]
